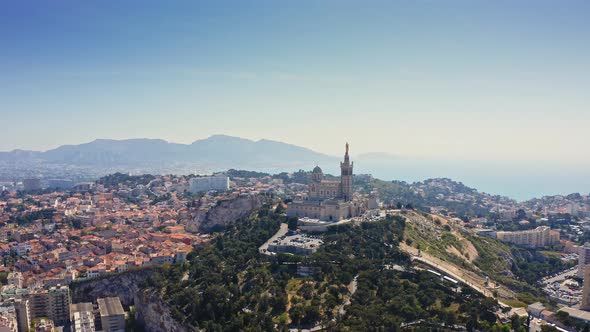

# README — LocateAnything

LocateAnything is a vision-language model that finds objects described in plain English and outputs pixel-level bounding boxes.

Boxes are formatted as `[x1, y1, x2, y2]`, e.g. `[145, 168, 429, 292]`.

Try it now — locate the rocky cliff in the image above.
[70, 267, 189, 332]
[135, 289, 192, 332]
[70, 267, 158, 306]
[185, 194, 271, 233]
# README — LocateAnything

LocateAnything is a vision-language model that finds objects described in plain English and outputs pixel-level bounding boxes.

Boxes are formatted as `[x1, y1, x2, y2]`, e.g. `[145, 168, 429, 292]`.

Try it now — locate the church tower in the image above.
[340, 142, 353, 201]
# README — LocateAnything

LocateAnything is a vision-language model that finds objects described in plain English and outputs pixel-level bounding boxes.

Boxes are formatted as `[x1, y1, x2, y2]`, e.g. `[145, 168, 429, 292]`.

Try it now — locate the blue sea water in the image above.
[353, 159, 590, 201]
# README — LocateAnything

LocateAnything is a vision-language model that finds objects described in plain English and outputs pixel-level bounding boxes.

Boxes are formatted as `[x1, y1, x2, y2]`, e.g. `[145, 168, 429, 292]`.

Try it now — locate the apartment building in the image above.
[97, 297, 125, 332]
[496, 226, 560, 248]
[189, 175, 229, 194]
[27, 285, 70, 326]
[6, 273, 22, 289]
[70, 302, 95, 332]
[0, 303, 18, 332]
[13, 299, 29, 332]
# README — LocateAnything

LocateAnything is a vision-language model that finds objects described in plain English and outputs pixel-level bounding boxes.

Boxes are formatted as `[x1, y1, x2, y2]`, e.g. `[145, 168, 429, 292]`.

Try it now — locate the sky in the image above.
[1, 1, 589, 166]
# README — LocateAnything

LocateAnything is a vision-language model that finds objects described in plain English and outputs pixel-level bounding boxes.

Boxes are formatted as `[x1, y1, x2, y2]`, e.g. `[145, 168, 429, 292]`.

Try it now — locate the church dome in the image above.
[312, 166, 323, 174]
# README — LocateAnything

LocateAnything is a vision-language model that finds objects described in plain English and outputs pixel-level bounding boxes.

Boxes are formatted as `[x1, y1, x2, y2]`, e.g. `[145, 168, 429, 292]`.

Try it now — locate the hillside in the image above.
[365, 177, 516, 218]
[398, 210, 572, 306]
[136, 207, 510, 331]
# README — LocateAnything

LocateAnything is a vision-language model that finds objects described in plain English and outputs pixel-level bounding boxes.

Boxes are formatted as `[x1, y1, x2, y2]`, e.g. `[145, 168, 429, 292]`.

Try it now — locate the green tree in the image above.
[287, 217, 298, 230]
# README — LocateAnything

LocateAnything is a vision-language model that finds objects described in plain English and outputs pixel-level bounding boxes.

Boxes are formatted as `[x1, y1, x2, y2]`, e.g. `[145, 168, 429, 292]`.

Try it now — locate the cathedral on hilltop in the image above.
[287, 143, 374, 221]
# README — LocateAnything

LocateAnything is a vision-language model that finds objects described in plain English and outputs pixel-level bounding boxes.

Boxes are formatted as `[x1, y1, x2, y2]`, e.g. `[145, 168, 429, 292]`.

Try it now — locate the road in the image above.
[259, 223, 289, 254]
[338, 275, 358, 316]
[289, 275, 358, 332]
[399, 242, 513, 307]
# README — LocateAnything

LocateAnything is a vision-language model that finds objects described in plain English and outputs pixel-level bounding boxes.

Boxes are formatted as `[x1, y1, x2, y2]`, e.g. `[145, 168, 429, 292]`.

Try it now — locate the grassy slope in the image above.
[400, 210, 562, 305]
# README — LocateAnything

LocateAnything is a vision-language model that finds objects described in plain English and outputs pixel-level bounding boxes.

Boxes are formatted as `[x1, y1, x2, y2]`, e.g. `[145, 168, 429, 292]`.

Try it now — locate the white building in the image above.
[189, 175, 229, 194]
[70, 303, 95, 332]
[0, 303, 18, 332]
[495, 226, 560, 248]
[97, 297, 125, 332]
[6, 273, 22, 289]
[12, 244, 31, 257]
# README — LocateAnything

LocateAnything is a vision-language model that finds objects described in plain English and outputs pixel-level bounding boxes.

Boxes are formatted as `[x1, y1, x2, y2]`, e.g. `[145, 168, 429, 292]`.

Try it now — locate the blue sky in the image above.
[1, 1, 589, 165]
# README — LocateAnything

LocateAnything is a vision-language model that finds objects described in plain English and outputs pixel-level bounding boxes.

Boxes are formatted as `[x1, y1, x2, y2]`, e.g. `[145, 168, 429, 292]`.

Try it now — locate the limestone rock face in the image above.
[71, 268, 191, 332]
[185, 194, 269, 233]
[135, 289, 191, 332]
[70, 268, 157, 306]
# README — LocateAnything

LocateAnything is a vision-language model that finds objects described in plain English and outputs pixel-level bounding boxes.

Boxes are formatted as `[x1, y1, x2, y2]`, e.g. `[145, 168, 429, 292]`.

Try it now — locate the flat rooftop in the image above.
[97, 297, 125, 317]
[560, 307, 590, 322]
[70, 302, 93, 314]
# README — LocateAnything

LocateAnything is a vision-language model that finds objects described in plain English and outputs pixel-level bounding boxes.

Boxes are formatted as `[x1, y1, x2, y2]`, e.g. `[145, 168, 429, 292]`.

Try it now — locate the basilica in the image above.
[287, 143, 372, 221]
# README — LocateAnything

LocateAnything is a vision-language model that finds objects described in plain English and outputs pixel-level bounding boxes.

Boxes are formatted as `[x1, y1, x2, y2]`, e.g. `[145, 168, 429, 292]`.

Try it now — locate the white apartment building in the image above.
[188, 175, 229, 194]
[496, 226, 560, 248]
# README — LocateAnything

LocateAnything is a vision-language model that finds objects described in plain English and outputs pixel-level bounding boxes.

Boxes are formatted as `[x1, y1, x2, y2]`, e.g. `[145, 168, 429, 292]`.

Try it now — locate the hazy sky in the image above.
[1, 1, 589, 164]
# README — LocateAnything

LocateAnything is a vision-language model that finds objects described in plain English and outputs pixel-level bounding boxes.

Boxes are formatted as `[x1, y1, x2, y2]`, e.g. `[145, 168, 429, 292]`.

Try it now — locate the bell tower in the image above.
[340, 142, 353, 201]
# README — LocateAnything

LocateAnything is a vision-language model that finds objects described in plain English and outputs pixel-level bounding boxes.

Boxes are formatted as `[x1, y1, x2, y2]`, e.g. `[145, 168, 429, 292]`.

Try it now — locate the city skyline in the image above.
[1, 1, 589, 165]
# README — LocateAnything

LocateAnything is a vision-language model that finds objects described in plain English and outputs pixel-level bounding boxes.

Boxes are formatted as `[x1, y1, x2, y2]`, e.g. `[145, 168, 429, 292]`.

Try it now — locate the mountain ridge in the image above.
[0, 135, 337, 169]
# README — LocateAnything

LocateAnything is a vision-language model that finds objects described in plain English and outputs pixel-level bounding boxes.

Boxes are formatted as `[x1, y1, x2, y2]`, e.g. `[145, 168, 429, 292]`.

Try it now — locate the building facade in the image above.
[495, 226, 560, 248]
[287, 143, 369, 222]
[6, 273, 22, 289]
[22, 179, 41, 192]
[188, 175, 229, 194]
[70, 302, 95, 332]
[582, 268, 590, 311]
[27, 285, 70, 326]
[97, 297, 125, 332]
[0, 303, 18, 332]
[13, 299, 29, 332]
[579, 243, 590, 278]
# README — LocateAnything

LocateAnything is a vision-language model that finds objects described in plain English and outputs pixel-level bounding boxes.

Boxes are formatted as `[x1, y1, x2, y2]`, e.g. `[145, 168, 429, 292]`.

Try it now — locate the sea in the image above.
[284, 156, 590, 202]
[353, 159, 590, 202]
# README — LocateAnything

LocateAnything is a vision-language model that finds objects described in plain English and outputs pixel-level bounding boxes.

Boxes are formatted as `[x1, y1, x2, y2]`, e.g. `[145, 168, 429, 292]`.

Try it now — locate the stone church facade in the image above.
[287, 143, 367, 221]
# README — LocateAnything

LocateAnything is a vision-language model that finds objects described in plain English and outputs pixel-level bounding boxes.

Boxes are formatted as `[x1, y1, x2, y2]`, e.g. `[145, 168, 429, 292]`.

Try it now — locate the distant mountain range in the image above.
[0, 135, 337, 170]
